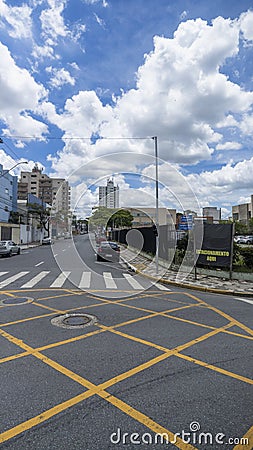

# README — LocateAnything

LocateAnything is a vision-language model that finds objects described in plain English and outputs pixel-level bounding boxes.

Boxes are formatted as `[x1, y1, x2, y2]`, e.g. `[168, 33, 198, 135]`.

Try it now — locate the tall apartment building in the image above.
[99, 179, 119, 208]
[0, 163, 18, 222]
[18, 164, 71, 212]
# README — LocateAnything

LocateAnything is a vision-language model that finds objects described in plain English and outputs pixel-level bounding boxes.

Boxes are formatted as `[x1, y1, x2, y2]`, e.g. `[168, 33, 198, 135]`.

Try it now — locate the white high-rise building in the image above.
[99, 179, 119, 208]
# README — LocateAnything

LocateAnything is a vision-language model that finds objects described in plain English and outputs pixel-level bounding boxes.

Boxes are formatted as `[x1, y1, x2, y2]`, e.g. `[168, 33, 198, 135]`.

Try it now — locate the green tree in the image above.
[234, 221, 248, 235]
[108, 209, 133, 228]
[89, 207, 133, 230]
[89, 207, 113, 229]
[248, 218, 253, 234]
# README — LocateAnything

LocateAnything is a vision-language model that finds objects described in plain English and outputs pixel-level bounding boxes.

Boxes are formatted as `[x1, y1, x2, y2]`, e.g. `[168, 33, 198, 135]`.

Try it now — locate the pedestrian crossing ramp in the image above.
[0, 271, 170, 291]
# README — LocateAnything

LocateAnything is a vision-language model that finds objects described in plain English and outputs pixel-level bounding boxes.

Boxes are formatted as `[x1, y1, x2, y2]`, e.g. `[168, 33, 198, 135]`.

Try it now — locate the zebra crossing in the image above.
[0, 270, 171, 291]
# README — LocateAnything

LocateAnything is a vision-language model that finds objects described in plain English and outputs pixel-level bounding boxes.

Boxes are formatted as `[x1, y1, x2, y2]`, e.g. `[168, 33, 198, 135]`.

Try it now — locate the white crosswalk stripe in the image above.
[21, 271, 50, 288]
[78, 272, 91, 289]
[50, 271, 71, 288]
[123, 273, 143, 290]
[0, 272, 8, 278]
[154, 283, 171, 291]
[103, 272, 117, 289]
[0, 272, 29, 289]
[0, 270, 171, 291]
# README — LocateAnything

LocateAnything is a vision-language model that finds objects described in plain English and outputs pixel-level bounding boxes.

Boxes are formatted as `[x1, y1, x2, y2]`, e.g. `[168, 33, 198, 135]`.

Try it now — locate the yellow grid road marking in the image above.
[0, 288, 252, 448]
[98, 323, 253, 385]
[0, 326, 196, 449]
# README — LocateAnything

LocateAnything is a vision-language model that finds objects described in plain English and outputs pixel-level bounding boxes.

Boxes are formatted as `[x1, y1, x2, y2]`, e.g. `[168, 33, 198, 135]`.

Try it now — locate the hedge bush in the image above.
[239, 247, 253, 268]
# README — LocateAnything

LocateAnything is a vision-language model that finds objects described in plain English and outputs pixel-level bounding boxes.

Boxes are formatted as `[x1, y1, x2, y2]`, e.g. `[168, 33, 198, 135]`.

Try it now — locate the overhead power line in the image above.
[0, 135, 152, 141]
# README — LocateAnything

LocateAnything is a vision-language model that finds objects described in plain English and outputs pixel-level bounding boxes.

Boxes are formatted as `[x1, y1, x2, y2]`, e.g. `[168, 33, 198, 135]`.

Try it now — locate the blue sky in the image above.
[0, 0, 253, 217]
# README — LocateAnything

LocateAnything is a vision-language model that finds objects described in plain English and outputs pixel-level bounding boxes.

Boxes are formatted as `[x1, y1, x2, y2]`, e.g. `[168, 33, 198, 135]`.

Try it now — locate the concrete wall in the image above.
[0, 223, 20, 243]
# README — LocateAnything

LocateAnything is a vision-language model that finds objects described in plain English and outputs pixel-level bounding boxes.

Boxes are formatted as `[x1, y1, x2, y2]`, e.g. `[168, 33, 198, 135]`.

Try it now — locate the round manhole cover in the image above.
[51, 313, 97, 329]
[0, 297, 33, 306]
[63, 316, 90, 326]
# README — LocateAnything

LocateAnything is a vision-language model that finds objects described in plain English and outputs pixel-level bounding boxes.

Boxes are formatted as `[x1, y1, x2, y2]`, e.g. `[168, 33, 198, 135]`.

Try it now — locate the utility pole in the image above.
[152, 136, 159, 275]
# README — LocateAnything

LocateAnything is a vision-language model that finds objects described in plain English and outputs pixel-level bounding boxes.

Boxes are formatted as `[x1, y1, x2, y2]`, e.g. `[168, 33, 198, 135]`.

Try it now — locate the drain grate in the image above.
[51, 313, 97, 329]
[0, 297, 33, 306]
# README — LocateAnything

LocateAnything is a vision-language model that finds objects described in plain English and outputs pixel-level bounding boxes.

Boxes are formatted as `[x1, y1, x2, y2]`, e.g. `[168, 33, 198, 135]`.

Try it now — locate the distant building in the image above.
[99, 179, 119, 208]
[0, 163, 18, 222]
[202, 207, 221, 223]
[18, 164, 71, 213]
[124, 207, 176, 227]
[18, 164, 71, 238]
[232, 195, 253, 224]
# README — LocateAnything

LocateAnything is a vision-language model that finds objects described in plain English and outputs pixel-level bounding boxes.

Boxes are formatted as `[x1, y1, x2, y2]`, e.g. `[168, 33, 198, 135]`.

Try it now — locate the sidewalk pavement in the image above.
[121, 247, 253, 298]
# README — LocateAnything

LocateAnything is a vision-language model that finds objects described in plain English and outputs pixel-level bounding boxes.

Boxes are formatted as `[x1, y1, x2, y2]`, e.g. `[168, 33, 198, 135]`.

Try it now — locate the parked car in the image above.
[97, 241, 120, 262]
[236, 235, 253, 245]
[42, 237, 54, 245]
[0, 240, 21, 257]
[234, 235, 244, 243]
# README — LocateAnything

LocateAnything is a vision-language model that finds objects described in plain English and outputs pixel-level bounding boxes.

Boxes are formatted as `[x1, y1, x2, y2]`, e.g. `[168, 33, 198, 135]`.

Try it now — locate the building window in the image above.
[5, 188, 9, 194]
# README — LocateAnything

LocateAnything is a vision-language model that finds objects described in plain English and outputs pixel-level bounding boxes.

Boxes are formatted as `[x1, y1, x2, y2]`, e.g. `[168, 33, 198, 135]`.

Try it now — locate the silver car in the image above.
[0, 240, 21, 257]
[237, 235, 253, 245]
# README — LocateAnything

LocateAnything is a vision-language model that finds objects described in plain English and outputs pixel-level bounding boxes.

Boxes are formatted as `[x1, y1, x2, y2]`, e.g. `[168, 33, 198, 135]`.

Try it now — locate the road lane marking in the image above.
[235, 297, 253, 305]
[0, 326, 196, 450]
[21, 271, 50, 288]
[186, 293, 253, 337]
[154, 282, 171, 290]
[100, 322, 253, 385]
[78, 272, 91, 288]
[0, 272, 29, 289]
[35, 261, 44, 267]
[123, 273, 143, 289]
[103, 272, 117, 289]
[0, 272, 8, 278]
[50, 271, 71, 288]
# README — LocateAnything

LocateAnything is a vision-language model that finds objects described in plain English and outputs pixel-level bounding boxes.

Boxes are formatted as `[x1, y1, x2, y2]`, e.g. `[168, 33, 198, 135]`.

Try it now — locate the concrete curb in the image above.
[121, 257, 253, 298]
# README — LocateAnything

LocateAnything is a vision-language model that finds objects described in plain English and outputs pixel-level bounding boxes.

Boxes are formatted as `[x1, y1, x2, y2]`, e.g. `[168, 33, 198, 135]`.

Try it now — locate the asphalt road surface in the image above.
[0, 235, 252, 449]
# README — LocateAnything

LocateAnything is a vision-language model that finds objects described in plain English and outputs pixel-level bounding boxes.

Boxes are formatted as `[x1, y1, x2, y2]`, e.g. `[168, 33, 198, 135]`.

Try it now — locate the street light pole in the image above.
[0, 161, 28, 178]
[152, 136, 159, 275]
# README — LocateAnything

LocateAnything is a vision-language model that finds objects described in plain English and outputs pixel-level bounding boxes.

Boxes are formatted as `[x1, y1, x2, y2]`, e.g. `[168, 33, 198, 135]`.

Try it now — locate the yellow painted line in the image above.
[0, 305, 196, 364]
[232, 424, 253, 450]
[99, 322, 253, 385]
[98, 390, 197, 450]
[177, 353, 253, 385]
[0, 327, 195, 449]
[0, 328, 105, 365]
[208, 305, 253, 336]
[0, 391, 94, 444]
[0, 327, 98, 391]
[0, 312, 58, 327]
[0, 291, 16, 297]
[0, 352, 29, 364]
[36, 292, 83, 301]
[1, 295, 251, 366]
[186, 293, 253, 336]
[32, 301, 64, 313]
[98, 322, 234, 357]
